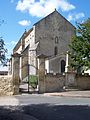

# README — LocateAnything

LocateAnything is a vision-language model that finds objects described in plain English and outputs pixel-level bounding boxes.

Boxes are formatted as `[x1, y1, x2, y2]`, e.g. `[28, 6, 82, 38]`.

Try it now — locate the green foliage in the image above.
[69, 18, 90, 73]
[0, 37, 8, 66]
[0, 19, 8, 66]
[29, 75, 38, 89]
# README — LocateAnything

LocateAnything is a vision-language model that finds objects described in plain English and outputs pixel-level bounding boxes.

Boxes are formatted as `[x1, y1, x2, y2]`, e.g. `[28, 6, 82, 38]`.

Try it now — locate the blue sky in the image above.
[0, 0, 90, 70]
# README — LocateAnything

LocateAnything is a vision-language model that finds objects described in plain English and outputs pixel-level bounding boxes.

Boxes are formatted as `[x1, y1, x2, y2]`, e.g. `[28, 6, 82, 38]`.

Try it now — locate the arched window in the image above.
[55, 36, 58, 44]
[54, 46, 58, 55]
[61, 60, 65, 73]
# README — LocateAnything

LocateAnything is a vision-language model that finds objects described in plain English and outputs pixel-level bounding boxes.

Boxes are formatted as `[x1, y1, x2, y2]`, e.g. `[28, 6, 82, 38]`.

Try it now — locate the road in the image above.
[0, 94, 90, 106]
[0, 94, 90, 120]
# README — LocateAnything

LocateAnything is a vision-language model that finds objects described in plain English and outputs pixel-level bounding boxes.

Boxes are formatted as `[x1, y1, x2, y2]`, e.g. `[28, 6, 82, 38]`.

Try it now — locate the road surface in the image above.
[0, 94, 90, 106]
[0, 94, 90, 120]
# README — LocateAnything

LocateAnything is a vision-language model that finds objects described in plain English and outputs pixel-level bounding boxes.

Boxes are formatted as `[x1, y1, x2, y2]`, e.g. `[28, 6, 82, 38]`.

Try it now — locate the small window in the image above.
[55, 36, 58, 44]
[61, 60, 65, 73]
[54, 46, 58, 55]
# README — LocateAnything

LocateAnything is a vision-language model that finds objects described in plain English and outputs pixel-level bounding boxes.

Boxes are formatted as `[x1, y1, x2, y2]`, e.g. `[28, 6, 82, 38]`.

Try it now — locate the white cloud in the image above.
[18, 20, 31, 26]
[16, 0, 35, 12]
[67, 12, 85, 21]
[75, 13, 85, 19]
[58, 0, 75, 12]
[16, 0, 75, 17]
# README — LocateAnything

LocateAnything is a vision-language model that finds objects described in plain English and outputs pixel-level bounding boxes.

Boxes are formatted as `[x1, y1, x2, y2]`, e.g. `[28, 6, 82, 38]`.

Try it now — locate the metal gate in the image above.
[19, 64, 38, 94]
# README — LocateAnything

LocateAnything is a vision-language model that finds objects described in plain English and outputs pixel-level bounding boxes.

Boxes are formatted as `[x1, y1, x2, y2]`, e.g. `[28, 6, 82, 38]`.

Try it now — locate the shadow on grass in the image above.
[0, 104, 90, 120]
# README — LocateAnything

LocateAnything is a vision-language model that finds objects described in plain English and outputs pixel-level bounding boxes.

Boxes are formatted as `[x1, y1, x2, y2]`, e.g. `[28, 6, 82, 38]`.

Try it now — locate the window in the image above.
[55, 36, 58, 44]
[61, 60, 65, 73]
[54, 46, 58, 55]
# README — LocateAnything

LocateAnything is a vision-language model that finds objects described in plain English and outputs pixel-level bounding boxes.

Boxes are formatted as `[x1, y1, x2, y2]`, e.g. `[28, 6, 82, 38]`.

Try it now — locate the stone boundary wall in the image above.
[65, 73, 90, 90]
[0, 75, 14, 96]
[45, 74, 65, 92]
[76, 75, 90, 90]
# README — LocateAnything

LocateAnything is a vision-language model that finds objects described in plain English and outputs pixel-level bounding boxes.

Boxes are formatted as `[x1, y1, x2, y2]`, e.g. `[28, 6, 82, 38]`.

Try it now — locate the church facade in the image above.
[12, 10, 75, 81]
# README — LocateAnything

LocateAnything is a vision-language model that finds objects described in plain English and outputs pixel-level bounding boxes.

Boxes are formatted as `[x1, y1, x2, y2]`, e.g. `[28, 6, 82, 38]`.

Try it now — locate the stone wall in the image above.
[21, 46, 28, 80]
[45, 74, 65, 92]
[65, 72, 90, 90]
[0, 75, 14, 96]
[35, 11, 75, 56]
[76, 75, 90, 90]
[65, 72, 77, 87]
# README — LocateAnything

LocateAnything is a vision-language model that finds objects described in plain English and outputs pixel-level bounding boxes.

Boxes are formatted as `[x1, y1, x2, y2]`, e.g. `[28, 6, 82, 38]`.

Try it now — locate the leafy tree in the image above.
[0, 20, 8, 66]
[69, 18, 90, 73]
[0, 37, 8, 65]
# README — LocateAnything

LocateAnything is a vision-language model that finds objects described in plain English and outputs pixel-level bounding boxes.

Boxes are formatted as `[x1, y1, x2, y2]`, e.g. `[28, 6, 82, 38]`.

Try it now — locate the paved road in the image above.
[0, 94, 90, 120]
[0, 94, 90, 106]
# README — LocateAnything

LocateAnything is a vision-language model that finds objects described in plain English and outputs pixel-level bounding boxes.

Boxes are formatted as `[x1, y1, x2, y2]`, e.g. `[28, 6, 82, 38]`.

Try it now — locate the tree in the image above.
[0, 20, 8, 66]
[69, 18, 90, 73]
[0, 37, 8, 65]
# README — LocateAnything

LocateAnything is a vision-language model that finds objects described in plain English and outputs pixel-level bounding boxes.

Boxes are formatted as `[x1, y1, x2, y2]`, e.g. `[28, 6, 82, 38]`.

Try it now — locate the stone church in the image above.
[12, 9, 75, 81]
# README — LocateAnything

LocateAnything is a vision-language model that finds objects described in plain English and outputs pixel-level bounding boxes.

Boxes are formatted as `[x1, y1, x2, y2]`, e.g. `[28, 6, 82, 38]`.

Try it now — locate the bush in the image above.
[29, 75, 38, 89]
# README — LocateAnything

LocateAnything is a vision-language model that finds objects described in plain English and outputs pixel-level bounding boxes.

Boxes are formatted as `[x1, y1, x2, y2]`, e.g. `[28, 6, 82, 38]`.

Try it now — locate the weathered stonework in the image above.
[0, 75, 14, 96]
[65, 72, 77, 87]
[38, 55, 65, 93]
[45, 74, 65, 92]
[35, 10, 75, 73]
[35, 11, 75, 56]
[76, 75, 90, 90]
[21, 46, 28, 80]
[12, 53, 20, 95]
[38, 55, 46, 93]
[65, 72, 90, 90]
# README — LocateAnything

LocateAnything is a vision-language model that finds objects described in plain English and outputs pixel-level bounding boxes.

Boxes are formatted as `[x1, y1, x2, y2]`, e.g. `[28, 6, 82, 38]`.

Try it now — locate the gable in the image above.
[34, 10, 75, 57]
[34, 10, 75, 31]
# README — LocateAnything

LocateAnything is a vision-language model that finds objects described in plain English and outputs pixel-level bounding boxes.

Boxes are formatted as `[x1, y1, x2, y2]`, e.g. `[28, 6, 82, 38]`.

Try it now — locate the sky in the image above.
[0, 0, 90, 70]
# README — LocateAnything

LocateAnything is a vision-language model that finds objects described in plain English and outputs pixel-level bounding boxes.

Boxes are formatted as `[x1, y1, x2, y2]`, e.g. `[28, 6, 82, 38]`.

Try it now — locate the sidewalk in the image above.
[44, 90, 90, 98]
